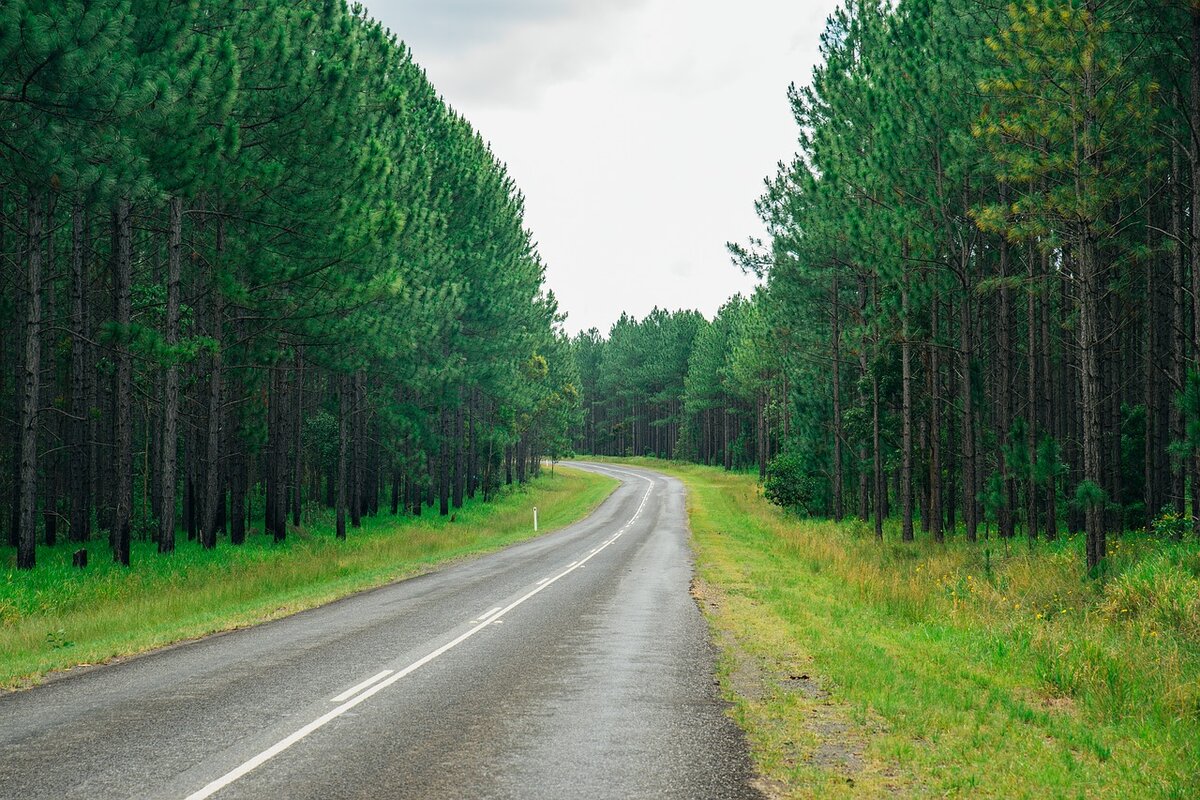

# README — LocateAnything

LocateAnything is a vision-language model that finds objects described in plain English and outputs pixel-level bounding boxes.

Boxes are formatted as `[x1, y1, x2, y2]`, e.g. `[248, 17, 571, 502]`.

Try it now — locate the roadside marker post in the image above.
[534, 506, 538, 532]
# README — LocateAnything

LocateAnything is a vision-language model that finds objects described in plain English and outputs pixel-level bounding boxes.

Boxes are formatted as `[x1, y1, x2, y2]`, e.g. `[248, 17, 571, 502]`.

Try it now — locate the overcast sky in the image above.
[359, 0, 839, 335]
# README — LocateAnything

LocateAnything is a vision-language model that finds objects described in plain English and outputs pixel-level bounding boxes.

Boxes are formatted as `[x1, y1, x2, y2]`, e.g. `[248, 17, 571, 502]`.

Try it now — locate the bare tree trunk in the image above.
[453, 392, 464, 509]
[336, 374, 348, 539]
[201, 217, 226, 548]
[960, 280, 977, 542]
[1042, 259, 1058, 540]
[997, 206, 1015, 539]
[17, 192, 42, 569]
[230, 434, 246, 545]
[351, 369, 364, 528]
[930, 294, 943, 543]
[1080, 232, 1106, 573]
[757, 391, 767, 481]
[160, 198, 182, 552]
[1171, 132, 1187, 520]
[901, 279, 914, 542]
[467, 391, 477, 499]
[292, 350, 303, 528]
[1191, 6, 1200, 538]
[273, 364, 289, 542]
[872, 372, 883, 540]
[201, 323, 222, 547]
[1027, 245, 1039, 541]
[390, 467, 399, 515]
[70, 203, 89, 544]
[41, 212, 57, 549]
[831, 275, 843, 521]
[113, 199, 133, 566]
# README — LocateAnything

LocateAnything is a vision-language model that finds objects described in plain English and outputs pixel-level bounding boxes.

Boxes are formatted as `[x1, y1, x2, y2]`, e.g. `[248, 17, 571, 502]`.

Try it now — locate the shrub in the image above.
[763, 451, 818, 514]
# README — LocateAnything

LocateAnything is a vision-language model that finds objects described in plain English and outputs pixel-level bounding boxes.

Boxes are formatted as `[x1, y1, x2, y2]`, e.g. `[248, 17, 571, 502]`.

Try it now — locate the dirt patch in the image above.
[694, 576, 769, 704]
[804, 709, 866, 775]
[1040, 694, 1076, 715]
[781, 672, 829, 701]
[693, 575, 899, 797]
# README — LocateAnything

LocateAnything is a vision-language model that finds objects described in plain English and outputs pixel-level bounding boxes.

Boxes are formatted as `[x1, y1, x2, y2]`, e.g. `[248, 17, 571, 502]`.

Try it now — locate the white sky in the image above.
[360, 0, 839, 334]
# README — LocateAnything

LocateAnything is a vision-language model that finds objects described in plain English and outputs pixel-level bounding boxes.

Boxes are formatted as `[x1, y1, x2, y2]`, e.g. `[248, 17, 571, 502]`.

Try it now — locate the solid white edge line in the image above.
[183, 469, 654, 800]
[329, 670, 393, 703]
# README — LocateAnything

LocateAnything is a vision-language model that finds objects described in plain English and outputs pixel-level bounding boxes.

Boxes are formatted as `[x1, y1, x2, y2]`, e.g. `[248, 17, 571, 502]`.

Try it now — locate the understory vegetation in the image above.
[626, 458, 1199, 799]
[0, 467, 616, 690]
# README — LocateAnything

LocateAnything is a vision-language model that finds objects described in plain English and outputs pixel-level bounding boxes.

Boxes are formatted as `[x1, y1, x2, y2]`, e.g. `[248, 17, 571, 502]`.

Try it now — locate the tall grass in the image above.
[0, 466, 616, 690]
[611, 457, 1200, 799]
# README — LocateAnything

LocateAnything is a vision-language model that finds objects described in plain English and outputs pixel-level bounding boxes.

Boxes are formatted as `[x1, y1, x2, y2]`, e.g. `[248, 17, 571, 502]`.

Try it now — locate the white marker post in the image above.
[533, 506, 539, 532]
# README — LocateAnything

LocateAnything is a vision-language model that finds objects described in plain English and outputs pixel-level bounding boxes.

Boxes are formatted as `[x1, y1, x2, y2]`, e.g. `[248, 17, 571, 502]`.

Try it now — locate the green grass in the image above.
[0, 465, 616, 691]
[597, 457, 1200, 799]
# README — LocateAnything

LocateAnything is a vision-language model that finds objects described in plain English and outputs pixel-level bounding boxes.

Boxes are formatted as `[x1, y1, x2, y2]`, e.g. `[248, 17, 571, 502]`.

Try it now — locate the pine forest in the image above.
[1, 1, 579, 570]
[573, 0, 1200, 576]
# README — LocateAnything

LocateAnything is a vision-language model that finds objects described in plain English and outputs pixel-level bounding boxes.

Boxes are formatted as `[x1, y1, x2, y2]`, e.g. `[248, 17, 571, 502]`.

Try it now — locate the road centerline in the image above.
[182, 470, 653, 800]
[329, 670, 393, 703]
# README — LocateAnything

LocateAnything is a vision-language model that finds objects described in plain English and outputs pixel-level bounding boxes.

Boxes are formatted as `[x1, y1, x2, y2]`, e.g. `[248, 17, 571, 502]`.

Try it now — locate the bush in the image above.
[763, 451, 818, 514]
[1151, 508, 1189, 539]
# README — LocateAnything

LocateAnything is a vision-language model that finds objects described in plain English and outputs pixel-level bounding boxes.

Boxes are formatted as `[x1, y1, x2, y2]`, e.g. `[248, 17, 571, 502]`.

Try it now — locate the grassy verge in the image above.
[601, 457, 1200, 799]
[0, 465, 616, 691]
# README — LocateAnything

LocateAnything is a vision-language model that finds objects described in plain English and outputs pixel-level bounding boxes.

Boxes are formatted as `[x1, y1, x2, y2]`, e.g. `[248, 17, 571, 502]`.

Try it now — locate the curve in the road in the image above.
[0, 463, 761, 800]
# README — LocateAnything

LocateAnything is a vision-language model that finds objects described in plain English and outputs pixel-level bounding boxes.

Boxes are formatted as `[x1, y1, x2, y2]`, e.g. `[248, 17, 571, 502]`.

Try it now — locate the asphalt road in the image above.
[0, 462, 761, 800]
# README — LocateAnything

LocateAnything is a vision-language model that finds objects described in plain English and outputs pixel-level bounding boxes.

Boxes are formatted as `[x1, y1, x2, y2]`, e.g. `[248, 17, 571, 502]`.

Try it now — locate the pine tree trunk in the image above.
[1191, 5, 1200, 538]
[230, 438, 246, 545]
[41, 214, 57, 550]
[997, 213, 1015, 539]
[1080, 232, 1106, 573]
[930, 294, 943, 543]
[159, 198, 182, 551]
[901, 280, 914, 542]
[960, 276, 978, 542]
[201, 323, 222, 548]
[467, 392, 477, 499]
[453, 395, 464, 509]
[723, 410, 733, 471]
[858, 279, 870, 523]
[390, 467, 399, 515]
[757, 391, 767, 481]
[112, 200, 133, 565]
[1171, 133, 1187, 520]
[274, 364, 289, 542]
[872, 369, 883, 540]
[200, 217, 223, 549]
[336, 374, 348, 540]
[1027, 246, 1039, 542]
[292, 350, 303, 528]
[831, 275, 843, 521]
[1145, 224, 1157, 526]
[1042, 262, 1058, 541]
[351, 369, 363, 528]
[17, 192, 42, 570]
[70, 203, 89, 544]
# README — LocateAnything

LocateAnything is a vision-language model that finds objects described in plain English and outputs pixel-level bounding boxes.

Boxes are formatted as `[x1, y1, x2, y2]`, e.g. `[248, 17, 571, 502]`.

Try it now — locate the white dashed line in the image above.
[329, 670, 393, 703]
[184, 467, 654, 800]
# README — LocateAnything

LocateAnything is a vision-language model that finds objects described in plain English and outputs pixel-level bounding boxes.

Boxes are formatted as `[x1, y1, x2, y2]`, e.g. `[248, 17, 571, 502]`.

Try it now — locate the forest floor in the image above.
[0, 465, 616, 691]
[593, 457, 1200, 800]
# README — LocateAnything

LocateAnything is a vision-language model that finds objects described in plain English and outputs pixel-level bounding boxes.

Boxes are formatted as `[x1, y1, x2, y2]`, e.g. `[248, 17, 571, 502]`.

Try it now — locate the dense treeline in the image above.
[574, 300, 788, 478]
[577, 0, 1200, 575]
[2, 1, 578, 569]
